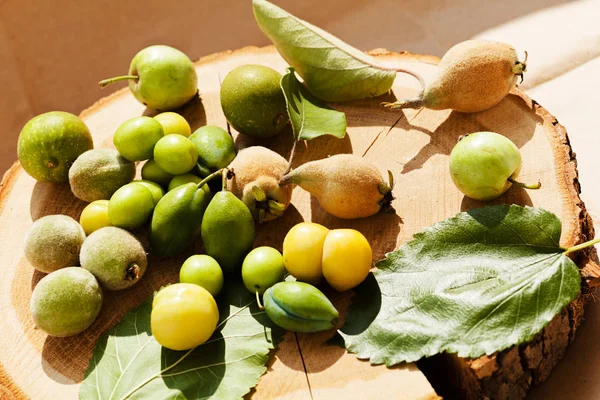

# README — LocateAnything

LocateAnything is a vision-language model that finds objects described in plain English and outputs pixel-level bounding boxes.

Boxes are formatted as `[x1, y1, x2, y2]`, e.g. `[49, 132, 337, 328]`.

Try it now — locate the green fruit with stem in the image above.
[179, 255, 224, 297]
[18, 111, 93, 182]
[220, 65, 288, 138]
[133, 180, 165, 205]
[154, 134, 198, 175]
[242, 246, 285, 296]
[168, 173, 202, 191]
[30, 267, 103, 337]
[141, 159, 173, 187]
[108, 183, 155, 230]
[99, 45, 198, 110]
[189, 126, 236, 176]
[449, 131, 541, 201]
[154, 112, 191, 137]
[113, 116, 164, 161]
[80, 226, 147, 291]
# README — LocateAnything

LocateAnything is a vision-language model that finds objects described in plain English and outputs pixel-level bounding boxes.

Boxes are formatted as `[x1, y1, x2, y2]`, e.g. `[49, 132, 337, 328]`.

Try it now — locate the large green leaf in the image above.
[339, 205, 581, 365]
[253, 0, 396, 102]
[80, 284, 283, 400]
[280, 68, 347, 141]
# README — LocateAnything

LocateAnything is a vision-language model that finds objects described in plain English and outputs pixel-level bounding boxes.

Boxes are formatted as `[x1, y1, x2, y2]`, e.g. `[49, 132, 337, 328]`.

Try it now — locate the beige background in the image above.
[2, 0, 600, 398]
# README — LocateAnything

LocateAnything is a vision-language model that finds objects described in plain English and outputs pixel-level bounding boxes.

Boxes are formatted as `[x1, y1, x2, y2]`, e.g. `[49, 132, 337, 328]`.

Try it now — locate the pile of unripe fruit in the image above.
[20, 39, 540, 349]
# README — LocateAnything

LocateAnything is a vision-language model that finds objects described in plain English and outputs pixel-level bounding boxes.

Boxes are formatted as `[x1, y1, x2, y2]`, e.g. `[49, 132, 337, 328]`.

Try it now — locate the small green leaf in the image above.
[80, 284, 283, 400]
[253, 0, 396, 102]
[340, 205, 581, 365]
[280, 68, 347, 141]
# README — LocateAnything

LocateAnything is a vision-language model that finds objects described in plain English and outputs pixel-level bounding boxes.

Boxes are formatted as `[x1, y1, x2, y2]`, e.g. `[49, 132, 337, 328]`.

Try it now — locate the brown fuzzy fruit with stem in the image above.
[280, 154, 394, 219]
[226, 146, 293, 223]
[383, 40, 527, 113]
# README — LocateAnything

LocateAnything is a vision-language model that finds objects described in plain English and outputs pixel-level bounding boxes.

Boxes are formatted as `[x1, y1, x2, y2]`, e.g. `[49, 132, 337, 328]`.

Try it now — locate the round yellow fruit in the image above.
[322, 229, 372, 292]
[79, 200, 111, 235]
[154, 112, 191, 137]
[282, 222, 329, 285]
[151, 283, 219, 350]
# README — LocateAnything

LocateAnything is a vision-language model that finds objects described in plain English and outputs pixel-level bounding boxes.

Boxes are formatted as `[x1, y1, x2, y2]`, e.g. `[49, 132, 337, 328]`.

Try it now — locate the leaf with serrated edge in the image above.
[253, 0, 396, 102]
[79, 284, 283, 400]
[339, 205, 581, 365]
[280, 67, 347, 141]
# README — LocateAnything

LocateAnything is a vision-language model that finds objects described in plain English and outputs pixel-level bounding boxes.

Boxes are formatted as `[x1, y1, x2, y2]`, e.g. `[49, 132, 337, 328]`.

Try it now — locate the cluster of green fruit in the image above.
[152, 221, 372, 350]
[18, 43, 383, 345]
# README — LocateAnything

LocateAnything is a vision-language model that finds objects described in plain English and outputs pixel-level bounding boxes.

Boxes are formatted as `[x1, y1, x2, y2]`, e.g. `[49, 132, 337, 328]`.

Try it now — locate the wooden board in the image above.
[0, 46, 597, 400]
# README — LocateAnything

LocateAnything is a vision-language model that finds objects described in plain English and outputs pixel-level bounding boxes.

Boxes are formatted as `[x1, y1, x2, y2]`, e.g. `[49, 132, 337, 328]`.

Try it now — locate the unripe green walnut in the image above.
[30, 267, 103, 337]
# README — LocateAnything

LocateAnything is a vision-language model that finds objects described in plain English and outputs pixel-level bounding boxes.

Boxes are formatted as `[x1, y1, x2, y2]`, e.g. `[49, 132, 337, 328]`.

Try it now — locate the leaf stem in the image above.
[256, 291, 264, 310]
[98, 75, 138, 88]
[197, 168, 224, 189]
[370, 63, 426, 92]
[285, 140, 298, 175]
[564, 237, 600, 256]
[507, 177, 542, 190]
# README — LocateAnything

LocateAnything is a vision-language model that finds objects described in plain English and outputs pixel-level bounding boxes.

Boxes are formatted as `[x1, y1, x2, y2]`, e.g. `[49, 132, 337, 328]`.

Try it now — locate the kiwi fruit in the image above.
[30, 267, 103, 337]
[69, 149, 135, 202]
[24, 215, 86, 273]
[80, 226, 147, 291]
[280, 154, 394, 219]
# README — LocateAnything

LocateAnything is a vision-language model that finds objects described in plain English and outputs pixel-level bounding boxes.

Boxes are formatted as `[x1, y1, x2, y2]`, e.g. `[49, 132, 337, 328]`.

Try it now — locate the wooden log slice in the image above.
[0, 46, 597, 400]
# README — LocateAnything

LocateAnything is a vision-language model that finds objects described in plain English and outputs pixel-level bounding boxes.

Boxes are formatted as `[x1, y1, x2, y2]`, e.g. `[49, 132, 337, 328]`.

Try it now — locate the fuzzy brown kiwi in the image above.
[383, 40, 527, 113]
[226, 146, 293, 222]
[280, 154, 394, 219]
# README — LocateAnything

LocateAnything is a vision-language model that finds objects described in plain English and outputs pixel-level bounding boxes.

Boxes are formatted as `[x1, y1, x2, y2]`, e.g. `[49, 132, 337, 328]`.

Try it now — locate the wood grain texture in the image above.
[0, 46, 596, 400]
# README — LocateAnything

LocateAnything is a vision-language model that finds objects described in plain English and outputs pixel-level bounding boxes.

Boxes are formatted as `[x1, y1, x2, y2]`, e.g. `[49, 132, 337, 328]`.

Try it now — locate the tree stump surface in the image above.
[0, 46, 597, 400]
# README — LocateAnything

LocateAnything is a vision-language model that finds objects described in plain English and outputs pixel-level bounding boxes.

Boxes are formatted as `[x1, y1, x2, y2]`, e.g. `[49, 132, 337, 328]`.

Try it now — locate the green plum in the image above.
[189, 126, 236, 177]
[108, 182, 155, 230]
[141, 159, 173, 187]
[17, 111, 93, 182]
[99, 45, 198, 110]
[168, 173, 202, 191]
[150, 182, 211, 258]
[113, 117, 164, 161]
[133, 180, 165, 205]
[449, 131, 541, 201]
[242, 246, 285, 295]
[154, 112, 191, 137]
[154, 134, 198, 175]
[179, 255, 224, 297]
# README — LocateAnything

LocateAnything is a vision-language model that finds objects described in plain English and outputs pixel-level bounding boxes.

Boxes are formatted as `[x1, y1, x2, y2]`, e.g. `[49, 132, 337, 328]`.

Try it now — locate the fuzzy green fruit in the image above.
[24, 215, 86, 273]
[99, 45, 198, 110]
[80, 227, 147, 291]
[449, 131, 540, 201]
[69, 149, 136, 202]
[17, 111, 93, 182]
[30, 267, 103, 337]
